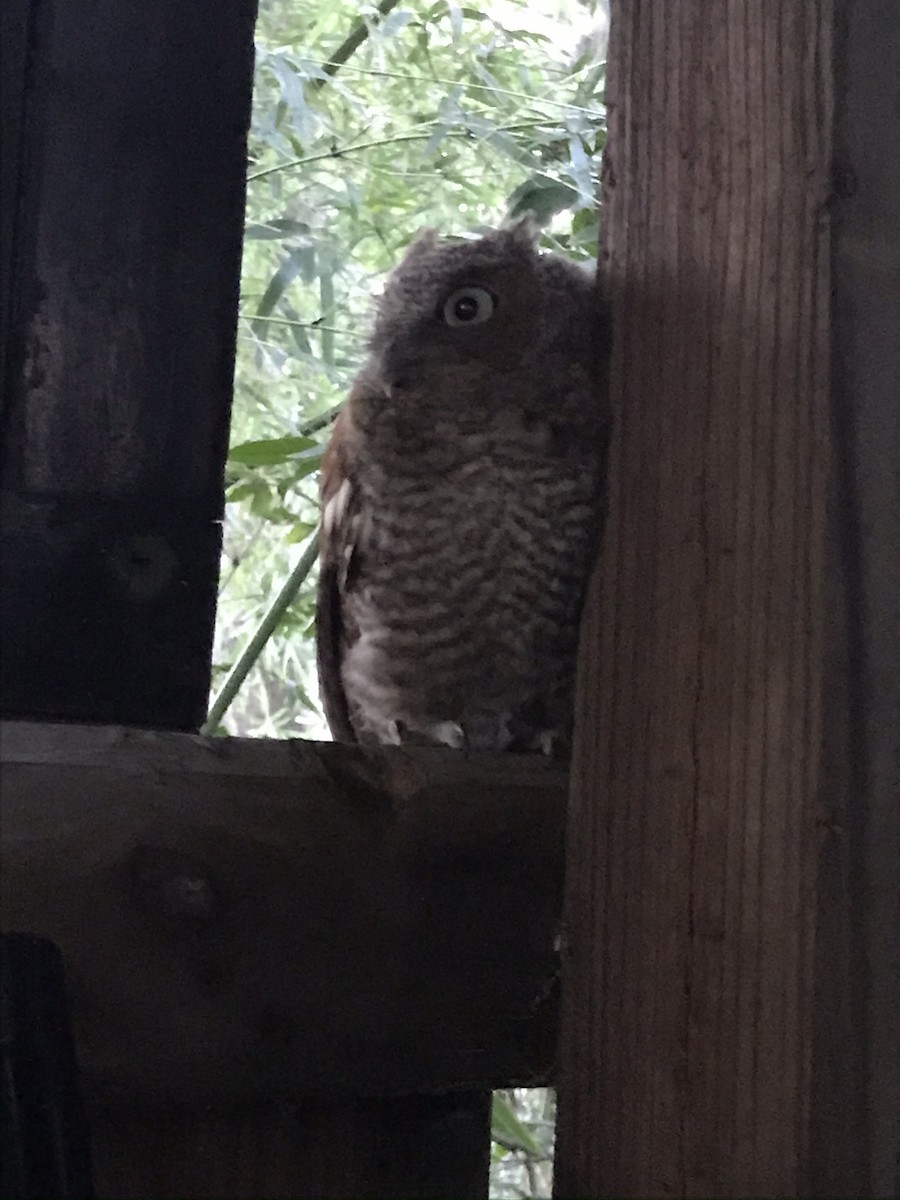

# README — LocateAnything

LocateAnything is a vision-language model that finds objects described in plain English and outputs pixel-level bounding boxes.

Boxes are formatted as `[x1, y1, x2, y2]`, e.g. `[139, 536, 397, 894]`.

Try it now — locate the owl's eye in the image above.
[440, 286, 496, 327]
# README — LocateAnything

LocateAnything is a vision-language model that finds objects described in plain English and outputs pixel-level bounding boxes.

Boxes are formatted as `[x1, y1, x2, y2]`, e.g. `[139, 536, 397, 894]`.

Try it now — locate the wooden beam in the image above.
[554, 1, 856, 1196]
[0, 721, 566, 1106]
[0, 0, 41, 391]
[0, 0, 256, 729]
[823, 0, 900, 1192]
[87, 1095, 492, 1200]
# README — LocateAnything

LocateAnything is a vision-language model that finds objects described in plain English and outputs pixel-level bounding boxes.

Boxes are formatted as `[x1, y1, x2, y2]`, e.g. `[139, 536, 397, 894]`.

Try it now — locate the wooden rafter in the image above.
[1, 721, 566, 1106]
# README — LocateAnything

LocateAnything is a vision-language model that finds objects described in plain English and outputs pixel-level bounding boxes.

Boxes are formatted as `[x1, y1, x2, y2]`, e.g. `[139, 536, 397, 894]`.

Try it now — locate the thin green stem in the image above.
[203, 533, 320, 734]
[247, 120, 551, 182]
[303, 62, 605, 115]
[298, 403, 342, 437]
[217, 519, 268, 598]
[318, 271, 336, 366]
[241, 313, 361, 337]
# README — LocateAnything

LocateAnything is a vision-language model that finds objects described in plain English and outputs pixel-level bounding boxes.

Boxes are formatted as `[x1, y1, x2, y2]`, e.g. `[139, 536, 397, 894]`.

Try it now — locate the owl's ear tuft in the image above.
[404, 228, 440, 258]
[502, 216, 540, 247]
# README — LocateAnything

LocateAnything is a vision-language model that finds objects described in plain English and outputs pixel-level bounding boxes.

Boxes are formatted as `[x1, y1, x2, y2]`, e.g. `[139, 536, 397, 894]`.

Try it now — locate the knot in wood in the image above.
[131, 846, 217, 921]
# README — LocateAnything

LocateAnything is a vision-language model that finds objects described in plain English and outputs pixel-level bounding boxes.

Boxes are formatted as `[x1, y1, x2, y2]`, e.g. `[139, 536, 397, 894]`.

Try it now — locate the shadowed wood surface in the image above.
[555, 1, 842, 1196]
[824, 0, 900, 1192]
[90, 1095, 491, 1200]
[1, 721, 566, 1107]
[0, 0, 255, 729]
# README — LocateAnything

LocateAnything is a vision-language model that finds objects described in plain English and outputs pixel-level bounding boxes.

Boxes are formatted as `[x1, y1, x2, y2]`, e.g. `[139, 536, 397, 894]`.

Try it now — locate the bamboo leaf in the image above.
[490, 1094, 543, 1157]
[255, 247, 315, 328]
[244, 218, 310, 241]
[228, 435, 317, 466]
[507, 178, 580, 223]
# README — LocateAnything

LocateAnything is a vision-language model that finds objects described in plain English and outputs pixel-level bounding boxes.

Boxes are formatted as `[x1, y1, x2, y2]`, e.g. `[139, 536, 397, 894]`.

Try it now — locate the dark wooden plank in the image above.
[0, 0, 43, 394]
[1, 723, 564, 1105]
[555, 1, 838, 1196]
[0, 0, 257, 729]
[90, 1095, 490, 1200]
[818, 1, 900, 1194]
[0, 933, 94, 1199]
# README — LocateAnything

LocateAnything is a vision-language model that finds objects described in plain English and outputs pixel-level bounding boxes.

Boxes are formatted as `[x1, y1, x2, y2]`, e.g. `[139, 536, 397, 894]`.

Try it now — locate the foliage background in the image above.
[209, 2, 607, 1193]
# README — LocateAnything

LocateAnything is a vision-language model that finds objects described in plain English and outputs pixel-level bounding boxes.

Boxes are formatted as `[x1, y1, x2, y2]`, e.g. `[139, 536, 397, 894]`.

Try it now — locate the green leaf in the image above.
[289, 450, 324, 480]
[378, 10, 413, 39]
[226, 481, 265, 504]
[490, 1094, 543, 1157]
[228, 435, 318, 466]
[255, 246, 316, 330]
[285, 522, 318, 544]
[244, 218, 310, 241]
[507, 178, 579, 224]
[447, 2, 463, 41]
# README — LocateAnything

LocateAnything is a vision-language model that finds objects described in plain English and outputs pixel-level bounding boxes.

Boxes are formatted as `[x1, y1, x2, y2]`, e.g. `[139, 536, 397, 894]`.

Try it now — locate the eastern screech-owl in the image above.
[316, 221, 609, 754]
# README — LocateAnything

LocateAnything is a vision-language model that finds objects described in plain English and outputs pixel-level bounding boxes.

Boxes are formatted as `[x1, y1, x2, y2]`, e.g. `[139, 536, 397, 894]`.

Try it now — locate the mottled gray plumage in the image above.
[317, 222, 609, 753]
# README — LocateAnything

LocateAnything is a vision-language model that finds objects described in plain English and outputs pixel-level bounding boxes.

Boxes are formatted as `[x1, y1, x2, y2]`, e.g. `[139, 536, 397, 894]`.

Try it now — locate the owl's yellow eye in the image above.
[441, 286, 495, 327]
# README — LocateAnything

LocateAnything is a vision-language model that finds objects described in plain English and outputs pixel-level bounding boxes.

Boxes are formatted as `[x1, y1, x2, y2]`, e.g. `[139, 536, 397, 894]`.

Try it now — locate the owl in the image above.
[316, 221, 610, 755]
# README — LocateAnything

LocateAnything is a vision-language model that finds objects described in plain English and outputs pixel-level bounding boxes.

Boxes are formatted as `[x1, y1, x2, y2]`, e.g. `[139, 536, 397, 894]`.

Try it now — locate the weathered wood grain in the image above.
[0, 722, 566, 1107]
[0, 0, 256, 728]
[555, 1, 841, 1196]
[823, 0, 900, 1193]
[0, 0, 42, 393]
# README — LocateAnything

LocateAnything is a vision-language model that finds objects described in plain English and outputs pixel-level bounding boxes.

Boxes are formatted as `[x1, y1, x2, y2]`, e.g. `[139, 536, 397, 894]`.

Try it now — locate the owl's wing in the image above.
[316, 406, 362, 743]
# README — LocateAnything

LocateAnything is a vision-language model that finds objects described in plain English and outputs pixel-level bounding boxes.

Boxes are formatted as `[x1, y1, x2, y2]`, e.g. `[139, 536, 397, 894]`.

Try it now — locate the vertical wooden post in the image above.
[824, 0, 900, 1193]
[557, 0, 900, 1194]
[1, 0, 254, 729]
[553, 0, 896, 1195]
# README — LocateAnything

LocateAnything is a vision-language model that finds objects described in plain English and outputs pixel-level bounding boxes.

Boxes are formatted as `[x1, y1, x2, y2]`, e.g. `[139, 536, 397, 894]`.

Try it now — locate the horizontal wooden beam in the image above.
[0, 722, 566, 1107]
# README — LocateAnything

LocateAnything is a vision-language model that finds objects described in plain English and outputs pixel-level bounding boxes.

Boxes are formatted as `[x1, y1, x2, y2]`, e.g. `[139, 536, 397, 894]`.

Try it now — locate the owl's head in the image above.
[366, 221, 603, 408]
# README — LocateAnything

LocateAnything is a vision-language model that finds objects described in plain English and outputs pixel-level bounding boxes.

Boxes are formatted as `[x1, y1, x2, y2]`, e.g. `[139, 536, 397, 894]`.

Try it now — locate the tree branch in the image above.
[312, 0, 403, 91]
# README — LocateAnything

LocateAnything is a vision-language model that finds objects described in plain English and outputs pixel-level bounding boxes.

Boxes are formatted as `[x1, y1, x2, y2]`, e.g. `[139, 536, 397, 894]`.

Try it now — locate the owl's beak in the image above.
[382, 348, 425, 395]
